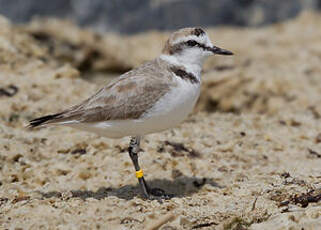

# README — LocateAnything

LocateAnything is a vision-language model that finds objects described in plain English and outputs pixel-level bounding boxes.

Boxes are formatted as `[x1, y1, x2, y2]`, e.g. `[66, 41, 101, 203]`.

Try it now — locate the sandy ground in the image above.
[0, 11, 321, 229]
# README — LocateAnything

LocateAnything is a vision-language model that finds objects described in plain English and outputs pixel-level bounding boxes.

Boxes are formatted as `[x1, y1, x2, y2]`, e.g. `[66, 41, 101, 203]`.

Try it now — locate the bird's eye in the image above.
[187, 40, 197, 47]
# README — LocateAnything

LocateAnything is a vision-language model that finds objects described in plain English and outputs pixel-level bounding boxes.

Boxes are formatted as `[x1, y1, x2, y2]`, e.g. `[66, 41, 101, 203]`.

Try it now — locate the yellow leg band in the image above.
[135, 169, 144, 178]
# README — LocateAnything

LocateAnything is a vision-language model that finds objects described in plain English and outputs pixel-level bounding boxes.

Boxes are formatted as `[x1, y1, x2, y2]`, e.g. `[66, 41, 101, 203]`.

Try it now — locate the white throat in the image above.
[160, 52, 204, 79]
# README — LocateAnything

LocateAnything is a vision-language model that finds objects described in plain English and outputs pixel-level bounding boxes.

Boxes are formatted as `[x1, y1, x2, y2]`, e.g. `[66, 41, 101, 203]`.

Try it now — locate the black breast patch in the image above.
[170, 67, 199, 84]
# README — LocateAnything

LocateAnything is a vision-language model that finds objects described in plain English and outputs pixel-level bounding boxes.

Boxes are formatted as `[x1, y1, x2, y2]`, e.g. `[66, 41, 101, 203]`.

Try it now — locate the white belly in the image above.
[68, 80, 200, 138]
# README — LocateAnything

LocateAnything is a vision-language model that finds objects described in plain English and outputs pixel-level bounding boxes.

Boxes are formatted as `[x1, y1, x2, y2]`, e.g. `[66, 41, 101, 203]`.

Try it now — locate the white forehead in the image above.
[171, 33, 213, 47]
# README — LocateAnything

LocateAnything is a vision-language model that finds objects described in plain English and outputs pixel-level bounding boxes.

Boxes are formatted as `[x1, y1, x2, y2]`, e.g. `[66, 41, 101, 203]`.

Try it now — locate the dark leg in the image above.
[128, 136, 173, 200]
[128, 136, 149, 197]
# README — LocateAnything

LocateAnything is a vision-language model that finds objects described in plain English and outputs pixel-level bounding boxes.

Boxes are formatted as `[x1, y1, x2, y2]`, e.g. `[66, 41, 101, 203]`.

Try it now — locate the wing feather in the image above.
[29, 59, 176, 127]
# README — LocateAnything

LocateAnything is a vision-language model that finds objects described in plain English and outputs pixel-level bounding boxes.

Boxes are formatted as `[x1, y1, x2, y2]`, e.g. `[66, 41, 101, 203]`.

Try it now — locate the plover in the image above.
[29, 27, 233, 199]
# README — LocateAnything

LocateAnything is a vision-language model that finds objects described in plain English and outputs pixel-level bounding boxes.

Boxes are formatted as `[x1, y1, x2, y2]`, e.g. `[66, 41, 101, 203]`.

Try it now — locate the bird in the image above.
[28, 27, 233, 200]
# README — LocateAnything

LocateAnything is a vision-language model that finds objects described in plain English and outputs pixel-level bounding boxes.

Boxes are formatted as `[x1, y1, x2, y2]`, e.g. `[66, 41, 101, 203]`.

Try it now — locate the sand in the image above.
[0, 11, 320, 229]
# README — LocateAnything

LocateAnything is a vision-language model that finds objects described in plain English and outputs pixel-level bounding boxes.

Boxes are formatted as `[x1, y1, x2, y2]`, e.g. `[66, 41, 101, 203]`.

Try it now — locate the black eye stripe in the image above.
[184, 40, 209, 50]
[169, 40, 210, 54]
[186, 40, 199, 47]
[186, 40, 197, 47]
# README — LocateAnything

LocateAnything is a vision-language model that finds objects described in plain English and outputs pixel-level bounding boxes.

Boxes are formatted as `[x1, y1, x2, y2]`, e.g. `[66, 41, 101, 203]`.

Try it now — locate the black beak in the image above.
[209, 45, 233, 55]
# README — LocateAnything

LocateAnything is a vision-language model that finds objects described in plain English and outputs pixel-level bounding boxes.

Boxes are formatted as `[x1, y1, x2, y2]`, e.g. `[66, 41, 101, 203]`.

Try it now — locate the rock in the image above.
[0, 0, 320, 33]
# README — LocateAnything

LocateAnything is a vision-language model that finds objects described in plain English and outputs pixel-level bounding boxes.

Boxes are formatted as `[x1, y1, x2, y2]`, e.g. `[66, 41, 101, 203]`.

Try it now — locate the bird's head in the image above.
[161, 27, 233, 72]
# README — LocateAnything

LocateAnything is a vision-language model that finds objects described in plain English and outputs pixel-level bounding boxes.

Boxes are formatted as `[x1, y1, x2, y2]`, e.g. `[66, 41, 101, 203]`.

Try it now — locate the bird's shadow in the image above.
[39, 176, 223, 201]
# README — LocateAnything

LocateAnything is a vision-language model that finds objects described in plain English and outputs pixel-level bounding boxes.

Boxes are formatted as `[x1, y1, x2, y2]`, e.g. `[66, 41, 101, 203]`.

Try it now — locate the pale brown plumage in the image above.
[29, 58, 179, 127]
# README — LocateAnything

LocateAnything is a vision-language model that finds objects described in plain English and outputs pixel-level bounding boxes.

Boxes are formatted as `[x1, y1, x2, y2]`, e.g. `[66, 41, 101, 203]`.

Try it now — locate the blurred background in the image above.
[0, 0, 320, 33]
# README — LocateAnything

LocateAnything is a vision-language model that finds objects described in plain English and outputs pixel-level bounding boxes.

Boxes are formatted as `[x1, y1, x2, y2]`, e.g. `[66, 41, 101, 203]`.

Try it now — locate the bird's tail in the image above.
[27, 112, 63, 128]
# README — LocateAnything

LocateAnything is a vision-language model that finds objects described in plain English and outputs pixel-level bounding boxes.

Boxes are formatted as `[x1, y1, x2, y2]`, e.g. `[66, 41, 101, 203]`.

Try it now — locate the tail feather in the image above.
[28, 113, 63, 128]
